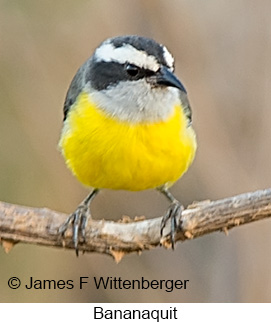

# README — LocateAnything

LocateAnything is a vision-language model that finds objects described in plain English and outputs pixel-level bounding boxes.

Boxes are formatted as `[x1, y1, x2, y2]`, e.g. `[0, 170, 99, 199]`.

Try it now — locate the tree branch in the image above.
[0, 188, 271, 261]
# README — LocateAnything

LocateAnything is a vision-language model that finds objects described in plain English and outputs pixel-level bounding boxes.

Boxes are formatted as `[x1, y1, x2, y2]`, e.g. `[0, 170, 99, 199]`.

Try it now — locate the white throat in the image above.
[88, 80, 180, 123]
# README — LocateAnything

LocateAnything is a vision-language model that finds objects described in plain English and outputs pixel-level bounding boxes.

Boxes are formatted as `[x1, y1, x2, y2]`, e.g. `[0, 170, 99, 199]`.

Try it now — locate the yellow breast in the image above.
[59, 91, 197, 191]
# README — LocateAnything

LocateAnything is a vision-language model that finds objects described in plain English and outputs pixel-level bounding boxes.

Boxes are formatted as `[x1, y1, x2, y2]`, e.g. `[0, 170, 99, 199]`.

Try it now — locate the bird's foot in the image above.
[160, 201, 183, 249]
[58, 204, 90, 256]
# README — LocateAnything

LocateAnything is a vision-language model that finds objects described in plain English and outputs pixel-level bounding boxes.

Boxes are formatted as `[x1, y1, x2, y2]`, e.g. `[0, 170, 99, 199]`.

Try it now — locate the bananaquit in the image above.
[58, 35, 197, 254]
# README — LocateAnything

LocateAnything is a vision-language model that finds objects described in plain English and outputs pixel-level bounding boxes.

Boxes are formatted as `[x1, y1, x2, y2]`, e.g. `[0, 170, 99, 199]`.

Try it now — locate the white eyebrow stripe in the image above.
[94, 43, 160, 71]
[163, 46, 174, 70]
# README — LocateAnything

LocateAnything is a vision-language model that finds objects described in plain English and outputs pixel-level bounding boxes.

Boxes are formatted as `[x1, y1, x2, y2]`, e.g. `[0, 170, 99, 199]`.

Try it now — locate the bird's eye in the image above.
[125, 64, 139, 77]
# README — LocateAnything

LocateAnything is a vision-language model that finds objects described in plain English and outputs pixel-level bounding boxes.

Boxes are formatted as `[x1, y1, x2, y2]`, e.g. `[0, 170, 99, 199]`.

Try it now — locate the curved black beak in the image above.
[154, 66, 187, 93]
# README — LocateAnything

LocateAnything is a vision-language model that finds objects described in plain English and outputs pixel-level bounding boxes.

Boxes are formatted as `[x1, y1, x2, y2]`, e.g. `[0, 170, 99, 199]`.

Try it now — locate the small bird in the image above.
[58, 35, 197, 255]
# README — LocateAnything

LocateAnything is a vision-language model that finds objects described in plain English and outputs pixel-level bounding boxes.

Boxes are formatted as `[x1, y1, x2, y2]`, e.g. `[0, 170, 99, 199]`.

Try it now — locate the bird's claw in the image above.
[160, 201, 183, 249]
[58, 204, 89, 256]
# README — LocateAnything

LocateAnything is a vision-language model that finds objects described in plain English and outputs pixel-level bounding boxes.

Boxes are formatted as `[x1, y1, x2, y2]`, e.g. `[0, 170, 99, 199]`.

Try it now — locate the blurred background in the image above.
[0, 0, 271, 302]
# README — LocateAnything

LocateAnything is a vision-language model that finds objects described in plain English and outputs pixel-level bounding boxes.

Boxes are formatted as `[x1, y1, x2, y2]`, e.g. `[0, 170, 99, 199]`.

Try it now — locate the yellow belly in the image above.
[59, 91, 197, 191]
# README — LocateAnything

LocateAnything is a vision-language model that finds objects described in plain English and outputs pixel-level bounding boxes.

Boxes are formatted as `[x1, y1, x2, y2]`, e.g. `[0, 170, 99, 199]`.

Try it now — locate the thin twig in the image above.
[0, 188, 271, 261]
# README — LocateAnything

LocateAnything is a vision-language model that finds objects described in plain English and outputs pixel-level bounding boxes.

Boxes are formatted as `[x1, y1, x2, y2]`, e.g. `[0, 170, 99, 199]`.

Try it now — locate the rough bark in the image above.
[0, 188, 270, 261]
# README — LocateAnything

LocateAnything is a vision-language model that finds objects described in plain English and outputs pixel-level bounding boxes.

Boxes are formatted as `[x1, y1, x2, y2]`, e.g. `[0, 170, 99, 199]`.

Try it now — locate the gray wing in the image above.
[63, 59, 92, 121]
[179, 90, 192, 126]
